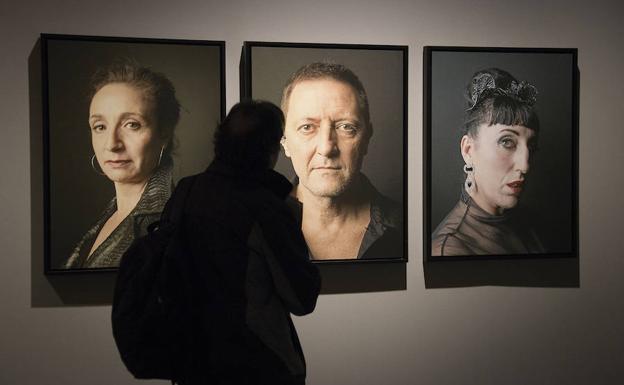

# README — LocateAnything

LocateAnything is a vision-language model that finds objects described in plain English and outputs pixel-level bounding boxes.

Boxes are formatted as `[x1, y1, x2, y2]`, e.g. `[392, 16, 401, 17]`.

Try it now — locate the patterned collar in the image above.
[64, 161, 173, 269]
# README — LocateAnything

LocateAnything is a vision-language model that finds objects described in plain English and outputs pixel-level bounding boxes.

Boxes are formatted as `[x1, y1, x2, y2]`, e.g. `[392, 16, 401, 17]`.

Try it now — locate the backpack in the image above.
[112, 176, 197, 382]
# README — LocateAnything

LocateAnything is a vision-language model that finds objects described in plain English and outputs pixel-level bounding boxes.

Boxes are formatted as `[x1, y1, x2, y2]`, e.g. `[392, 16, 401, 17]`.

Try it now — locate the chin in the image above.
[106, 171, 147, 184]
[305, 181, 350, 198]
[498, 196, 520, 211]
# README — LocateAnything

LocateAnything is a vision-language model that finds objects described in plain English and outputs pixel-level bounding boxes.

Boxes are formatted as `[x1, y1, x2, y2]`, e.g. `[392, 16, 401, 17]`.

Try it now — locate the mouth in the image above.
[105, 160, 132, 168]
[312, 166, 341, 171]
[506, 180, 524, 194]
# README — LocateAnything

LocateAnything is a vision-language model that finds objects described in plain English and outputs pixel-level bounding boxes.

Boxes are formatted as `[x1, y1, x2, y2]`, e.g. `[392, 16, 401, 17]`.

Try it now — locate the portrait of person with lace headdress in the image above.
[432, 68, 545, 256]
[426, 48, 578, 258]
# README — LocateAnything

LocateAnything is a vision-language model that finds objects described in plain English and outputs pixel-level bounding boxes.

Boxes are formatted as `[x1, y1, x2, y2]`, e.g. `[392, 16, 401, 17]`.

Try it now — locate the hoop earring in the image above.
[91, 154, 106, 176]
[464, 163, 477, 193]
[157, 146, 165, 167]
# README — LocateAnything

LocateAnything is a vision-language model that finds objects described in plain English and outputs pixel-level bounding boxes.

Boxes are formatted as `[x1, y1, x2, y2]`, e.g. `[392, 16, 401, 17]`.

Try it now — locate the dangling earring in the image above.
[91, 154, 105, 176]
[464, 163, 476, 193]
[157, 146, 165, 167]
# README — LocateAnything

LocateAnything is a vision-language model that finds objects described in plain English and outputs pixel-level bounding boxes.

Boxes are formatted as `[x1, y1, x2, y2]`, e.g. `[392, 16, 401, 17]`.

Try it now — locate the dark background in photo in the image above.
[429, 50, 575, 254]
[45, 37, 223, 270]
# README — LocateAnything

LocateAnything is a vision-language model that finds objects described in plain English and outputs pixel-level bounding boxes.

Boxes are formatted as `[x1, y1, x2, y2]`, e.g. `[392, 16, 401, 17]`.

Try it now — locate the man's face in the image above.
[282, 78, 371, 198]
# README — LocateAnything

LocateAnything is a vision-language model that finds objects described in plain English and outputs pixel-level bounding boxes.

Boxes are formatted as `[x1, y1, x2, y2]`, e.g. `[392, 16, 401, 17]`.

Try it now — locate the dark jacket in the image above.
[178, 160, 321, 385]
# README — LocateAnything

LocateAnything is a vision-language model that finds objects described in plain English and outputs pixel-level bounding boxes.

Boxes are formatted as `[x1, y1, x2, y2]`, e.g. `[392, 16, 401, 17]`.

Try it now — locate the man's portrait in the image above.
[242, 42, 407, 261]
[42, 34, 224, 272]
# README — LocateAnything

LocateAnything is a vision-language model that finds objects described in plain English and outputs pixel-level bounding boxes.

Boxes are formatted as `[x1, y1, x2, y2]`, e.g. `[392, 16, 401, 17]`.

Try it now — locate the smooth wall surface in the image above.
[1, 0, 623, 384]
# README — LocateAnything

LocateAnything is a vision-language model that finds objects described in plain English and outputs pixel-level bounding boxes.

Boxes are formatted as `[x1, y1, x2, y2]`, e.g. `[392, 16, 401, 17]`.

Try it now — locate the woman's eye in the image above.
[124, 121, 141, 130]
[91, 123, 105, 132]
[499, 137, 516, 149]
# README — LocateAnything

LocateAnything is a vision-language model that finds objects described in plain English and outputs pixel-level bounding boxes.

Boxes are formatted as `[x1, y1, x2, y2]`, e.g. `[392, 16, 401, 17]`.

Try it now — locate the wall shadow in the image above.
[423, 257, 579, 288]
[29, 38, 117, 307]
[318, 262, 406, 294]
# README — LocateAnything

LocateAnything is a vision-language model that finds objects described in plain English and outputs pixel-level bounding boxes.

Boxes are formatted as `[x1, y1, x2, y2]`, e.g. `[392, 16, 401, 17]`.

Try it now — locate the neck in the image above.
[113, 180, 148, 215]
[466, 189, 503, 216]
[295, 180, 369, 226]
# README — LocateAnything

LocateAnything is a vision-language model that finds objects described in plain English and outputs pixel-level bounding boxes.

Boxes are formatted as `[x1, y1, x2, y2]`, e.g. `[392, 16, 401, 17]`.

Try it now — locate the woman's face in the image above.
[89, 83, 163, 185]
[461, 123, 537, 215]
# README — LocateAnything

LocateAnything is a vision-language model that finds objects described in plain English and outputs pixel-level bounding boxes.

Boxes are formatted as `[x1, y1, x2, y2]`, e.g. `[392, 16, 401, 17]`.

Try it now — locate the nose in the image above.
[105, 126, 123, 152]
[315, 123, 339, 157]
[514, 143, 530, 175]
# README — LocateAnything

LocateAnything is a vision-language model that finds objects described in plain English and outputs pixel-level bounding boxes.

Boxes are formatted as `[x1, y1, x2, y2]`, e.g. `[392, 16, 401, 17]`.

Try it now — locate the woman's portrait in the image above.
[64, 62, 179, 268]
[42, 35, 224, 272]
[425, 47, 578, 259]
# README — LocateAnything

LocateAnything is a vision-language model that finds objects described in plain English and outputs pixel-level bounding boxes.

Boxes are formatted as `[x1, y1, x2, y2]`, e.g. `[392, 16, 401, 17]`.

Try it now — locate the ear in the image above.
[460, 134, 473, 165]
[280, 136, 291, 158]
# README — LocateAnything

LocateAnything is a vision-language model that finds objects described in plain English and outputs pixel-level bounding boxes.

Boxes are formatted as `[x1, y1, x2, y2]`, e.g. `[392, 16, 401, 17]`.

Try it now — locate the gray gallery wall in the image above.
[1, 0, 623, 384]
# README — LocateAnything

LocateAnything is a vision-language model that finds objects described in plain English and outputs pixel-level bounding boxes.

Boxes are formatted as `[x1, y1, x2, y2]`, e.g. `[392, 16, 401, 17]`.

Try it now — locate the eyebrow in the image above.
[297, 117, 321, 124]
[498, 128, 520, 135]
[296, 116, 362, 124]
[89, 112, 146, 121]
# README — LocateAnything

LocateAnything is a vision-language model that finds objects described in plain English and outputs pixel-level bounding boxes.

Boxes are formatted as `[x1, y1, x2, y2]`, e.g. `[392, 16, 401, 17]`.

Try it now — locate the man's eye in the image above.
[336, 123, 358, 136]
[297, 124, 314, 133]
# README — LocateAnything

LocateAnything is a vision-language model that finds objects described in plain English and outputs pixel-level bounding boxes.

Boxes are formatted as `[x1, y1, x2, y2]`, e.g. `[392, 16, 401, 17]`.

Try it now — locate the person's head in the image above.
[88, 60, 181, 184]
[213, 100, 284, 172]
[280, 62, 373, 198]
[460, 68, 540, 215]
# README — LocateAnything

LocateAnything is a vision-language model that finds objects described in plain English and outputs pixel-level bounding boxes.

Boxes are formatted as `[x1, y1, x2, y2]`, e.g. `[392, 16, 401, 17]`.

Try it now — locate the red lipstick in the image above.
[507, 180, 524, 194]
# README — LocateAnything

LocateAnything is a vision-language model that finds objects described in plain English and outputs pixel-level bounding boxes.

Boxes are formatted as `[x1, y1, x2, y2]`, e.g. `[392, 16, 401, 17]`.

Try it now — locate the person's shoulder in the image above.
[431, 233, 472, 257]
[430, 200, 472, 257]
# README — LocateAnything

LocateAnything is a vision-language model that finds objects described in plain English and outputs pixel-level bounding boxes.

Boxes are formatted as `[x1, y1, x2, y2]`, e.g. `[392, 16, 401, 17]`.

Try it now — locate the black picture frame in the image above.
[241, 41, 408, 263]
[42, 34, 225, 274]
[423, 46, 579, 262]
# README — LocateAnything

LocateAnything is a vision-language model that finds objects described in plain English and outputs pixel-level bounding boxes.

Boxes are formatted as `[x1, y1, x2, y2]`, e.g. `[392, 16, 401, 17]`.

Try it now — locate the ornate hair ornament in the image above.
[467, 72, 538, 111]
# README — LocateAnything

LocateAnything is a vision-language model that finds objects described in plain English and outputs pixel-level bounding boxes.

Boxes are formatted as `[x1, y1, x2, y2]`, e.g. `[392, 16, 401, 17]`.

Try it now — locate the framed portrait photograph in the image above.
[424, 46, 578, 261]
[42, 34, 225, 273]
[241, 42, 408, 263]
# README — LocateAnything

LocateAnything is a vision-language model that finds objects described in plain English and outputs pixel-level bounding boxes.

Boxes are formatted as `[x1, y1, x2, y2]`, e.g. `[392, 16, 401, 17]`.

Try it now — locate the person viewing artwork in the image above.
[279, 62, 403, 260]
[64, 61, 180, 268]
[431, 68, 546, 256]
[172, 100, 320, 385]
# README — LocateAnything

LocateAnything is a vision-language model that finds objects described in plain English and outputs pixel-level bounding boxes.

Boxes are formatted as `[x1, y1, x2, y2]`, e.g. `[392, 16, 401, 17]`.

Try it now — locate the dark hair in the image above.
[281, 62, 371, 126]
[463, 68, 539, 137]
[90, 59, 181, 161]
[213, 100, 284, 172]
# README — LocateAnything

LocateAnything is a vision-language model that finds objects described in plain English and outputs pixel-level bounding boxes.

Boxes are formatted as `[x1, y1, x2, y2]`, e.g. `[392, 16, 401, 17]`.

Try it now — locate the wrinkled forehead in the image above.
[90, 82, 155, 113]
[285, 78, 364, 121]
